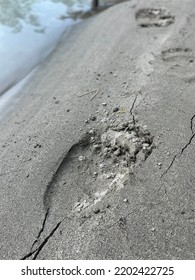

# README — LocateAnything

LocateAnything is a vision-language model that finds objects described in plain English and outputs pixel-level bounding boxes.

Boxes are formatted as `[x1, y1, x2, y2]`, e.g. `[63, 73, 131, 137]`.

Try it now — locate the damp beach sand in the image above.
[1, 0, 195, 259]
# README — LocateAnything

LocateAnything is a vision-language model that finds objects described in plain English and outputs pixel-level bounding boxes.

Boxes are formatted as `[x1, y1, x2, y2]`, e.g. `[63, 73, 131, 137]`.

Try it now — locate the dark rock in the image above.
[90, 116, 97, 121]
[113, 106, 119, 112]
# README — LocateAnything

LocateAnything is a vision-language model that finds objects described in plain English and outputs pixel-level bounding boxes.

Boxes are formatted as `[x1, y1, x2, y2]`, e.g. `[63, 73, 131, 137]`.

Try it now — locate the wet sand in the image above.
[1, 0, 195, 259]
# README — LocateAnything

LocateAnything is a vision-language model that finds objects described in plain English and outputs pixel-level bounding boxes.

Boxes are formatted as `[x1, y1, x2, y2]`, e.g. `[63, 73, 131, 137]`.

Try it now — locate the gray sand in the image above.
[0, 0, 195, 259]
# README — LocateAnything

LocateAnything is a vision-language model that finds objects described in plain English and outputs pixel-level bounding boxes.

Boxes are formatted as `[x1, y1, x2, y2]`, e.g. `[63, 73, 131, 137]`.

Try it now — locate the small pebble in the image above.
[89, 128, 96, 135]
[93, 144, 101, 152]
[113, 107, 119, 112]
[143, 125, 148, 130]
[122, 160, 128, 167]
[102, 102, 107, 106]
[99, 163, 106, 169]
[123, 198, 129, 203]
[103, 147, 109, 153]
[90, 116, 96, 121]
[114, 149, 121, 156]
[143, 143, 149, 147]
[100, 118, 107, 123]
[78, 156, 86, 162]
[93, 208, 100, 214]
[106, 173, 116, 179]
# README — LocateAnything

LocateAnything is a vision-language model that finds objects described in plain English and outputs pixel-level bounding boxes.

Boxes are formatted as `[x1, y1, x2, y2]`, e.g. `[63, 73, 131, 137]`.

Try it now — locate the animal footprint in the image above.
[161, 48, 195, 83]
[161, 48, 193, 62]
[135, 8, 175, 27]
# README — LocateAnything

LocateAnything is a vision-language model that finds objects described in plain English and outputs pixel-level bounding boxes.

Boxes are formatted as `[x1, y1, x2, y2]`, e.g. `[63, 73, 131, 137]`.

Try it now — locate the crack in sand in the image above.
[130, 94, 138, 125]
[21, 210, 50, 260]
[161, 114, 195, 178]
[32, 220, 62, 260]
[190, 114, 195, 134]
[21, 215, 71, 260]
[30, 210, 49, 251]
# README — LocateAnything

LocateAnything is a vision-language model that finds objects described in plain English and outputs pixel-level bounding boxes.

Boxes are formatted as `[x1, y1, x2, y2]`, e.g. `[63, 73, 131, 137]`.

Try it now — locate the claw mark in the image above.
[161, 114, 195, 178]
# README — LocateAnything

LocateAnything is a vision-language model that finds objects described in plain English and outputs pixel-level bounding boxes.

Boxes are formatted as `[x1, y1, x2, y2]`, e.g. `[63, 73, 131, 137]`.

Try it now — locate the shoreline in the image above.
[1, 0, 195, 259]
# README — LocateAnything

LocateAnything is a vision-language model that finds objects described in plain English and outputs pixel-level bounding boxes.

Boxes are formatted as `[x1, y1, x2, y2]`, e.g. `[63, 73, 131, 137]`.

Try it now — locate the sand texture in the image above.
[0, 0, 195, 259]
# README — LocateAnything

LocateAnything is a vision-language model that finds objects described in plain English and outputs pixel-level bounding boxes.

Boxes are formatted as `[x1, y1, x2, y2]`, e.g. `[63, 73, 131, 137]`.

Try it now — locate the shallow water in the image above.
[0, 0, 91, 96]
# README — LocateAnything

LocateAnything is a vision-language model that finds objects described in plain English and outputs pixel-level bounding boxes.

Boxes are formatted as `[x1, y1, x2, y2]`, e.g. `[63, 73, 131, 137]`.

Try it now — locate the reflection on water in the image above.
[0, 0, 90, 32]
[0, 0, 91, 96]
[0, 0, 40, 32]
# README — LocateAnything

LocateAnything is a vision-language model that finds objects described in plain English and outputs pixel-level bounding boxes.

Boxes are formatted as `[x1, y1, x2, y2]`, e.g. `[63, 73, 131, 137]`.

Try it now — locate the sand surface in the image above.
[0, 0, 195, 259]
